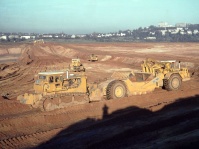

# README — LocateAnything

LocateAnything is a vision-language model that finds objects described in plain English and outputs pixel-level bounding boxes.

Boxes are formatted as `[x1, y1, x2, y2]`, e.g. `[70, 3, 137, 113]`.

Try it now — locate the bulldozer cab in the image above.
[160, 60, 177, 69]
[34, 71, 88, 94]
[71, 59, 81, 66]
[70, 58, 85, 72]
[34, 71, 65, 93]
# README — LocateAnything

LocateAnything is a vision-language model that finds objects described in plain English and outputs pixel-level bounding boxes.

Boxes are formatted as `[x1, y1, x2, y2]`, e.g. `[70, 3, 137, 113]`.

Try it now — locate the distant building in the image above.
[170, 31, 178, 34]
[20, 35, 31, 39]
[54, 35, 59, 38]
[71, 35, 76, 38]
[150, 32, 155, 35]
[104, 33, 112, 37]
[76, 34, 86, 38]
[159, 30, 167, 36]
[168, 27, 184, 34]
[97, 34, 102, 38]
[0, 35, 7, 40]
[8, 35, 19, 39]
[115, 33, 126, 36]
[42, 34, 53, 38]
[120, 33, 126, 36]
[193, 30, 199, 34]
[175, 23, 187, 28]
[187, 30, 192, 35]
[180, 31, 185, 35]
[158, 22, 172, 27]
[145, 37, 156, 40]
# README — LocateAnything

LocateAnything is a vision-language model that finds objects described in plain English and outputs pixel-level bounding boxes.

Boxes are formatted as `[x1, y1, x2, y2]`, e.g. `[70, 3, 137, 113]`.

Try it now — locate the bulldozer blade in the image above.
[17, 93, 42, 105]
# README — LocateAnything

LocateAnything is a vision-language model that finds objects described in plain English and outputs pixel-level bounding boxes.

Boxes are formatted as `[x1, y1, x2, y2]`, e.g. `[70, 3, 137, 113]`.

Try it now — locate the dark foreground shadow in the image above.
[35, 95, 199, 149]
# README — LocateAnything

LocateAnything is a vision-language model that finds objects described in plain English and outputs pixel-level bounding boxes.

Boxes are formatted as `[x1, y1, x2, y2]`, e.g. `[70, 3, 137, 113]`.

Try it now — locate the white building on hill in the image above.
[0, 35, 7, 40]
[158, 22, 173, 27]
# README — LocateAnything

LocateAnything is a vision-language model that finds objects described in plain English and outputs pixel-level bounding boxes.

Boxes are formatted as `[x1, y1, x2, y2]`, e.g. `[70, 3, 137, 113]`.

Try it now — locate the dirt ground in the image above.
[0, 42, 199, 149]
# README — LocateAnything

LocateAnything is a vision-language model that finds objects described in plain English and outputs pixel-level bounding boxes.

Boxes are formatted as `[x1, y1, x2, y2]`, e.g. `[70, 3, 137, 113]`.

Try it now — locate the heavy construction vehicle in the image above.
[17, 70, 163, 111]
[88, 54, 98, 62]
[33, 39, 44, 45]
[17, 71, 91, 111]
[69, 58, 85, 72]
[141, 58, 190, 91]
[17, 58, 190, 111]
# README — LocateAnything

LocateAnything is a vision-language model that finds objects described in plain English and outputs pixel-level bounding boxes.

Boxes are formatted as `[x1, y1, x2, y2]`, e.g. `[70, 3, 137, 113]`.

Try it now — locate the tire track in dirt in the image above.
[0, 128, 60, 149]
[0, 100, 33, 118]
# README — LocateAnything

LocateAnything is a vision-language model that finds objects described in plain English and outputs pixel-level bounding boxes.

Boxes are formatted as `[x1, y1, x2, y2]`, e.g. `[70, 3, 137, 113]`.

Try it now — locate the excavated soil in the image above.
[0, 42, 199, 149]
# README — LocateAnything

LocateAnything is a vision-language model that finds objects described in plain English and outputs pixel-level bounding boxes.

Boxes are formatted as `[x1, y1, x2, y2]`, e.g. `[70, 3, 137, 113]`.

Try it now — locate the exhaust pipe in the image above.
[66, 71, 69, 79]
[179, 61, 181, 69]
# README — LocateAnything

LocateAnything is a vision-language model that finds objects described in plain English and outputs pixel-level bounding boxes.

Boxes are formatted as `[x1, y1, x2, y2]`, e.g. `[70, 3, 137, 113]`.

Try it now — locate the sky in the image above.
[0, 0, 199, 34]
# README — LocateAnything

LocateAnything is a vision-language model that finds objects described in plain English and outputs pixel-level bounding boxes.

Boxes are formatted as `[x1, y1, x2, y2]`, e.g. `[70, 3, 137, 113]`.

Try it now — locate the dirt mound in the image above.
[0, 48, 8, 55]
[112, 56, 144, 65]
[7, 48, 22, 54]
[0, 63, 9, 70]
[16, 43, 88, 65]
[101, 55, 112, 61]
[19, 47, 34, 65]
[0, 45, 26, 56]
[34, 45, 74, 57]
[190, 65, 199, 78]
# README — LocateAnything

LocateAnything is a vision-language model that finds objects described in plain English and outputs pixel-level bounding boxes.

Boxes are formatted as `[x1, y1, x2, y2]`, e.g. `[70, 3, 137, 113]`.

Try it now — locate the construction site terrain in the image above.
[0, 42, 199, 149]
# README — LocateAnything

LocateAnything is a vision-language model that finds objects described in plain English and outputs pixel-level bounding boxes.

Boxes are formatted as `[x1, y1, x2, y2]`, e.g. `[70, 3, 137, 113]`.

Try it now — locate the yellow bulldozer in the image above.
[17, 71, 93, 111]
[88, 54, 98, 62]
[17, 58, 190, 111]
[69, 58, 85, 72]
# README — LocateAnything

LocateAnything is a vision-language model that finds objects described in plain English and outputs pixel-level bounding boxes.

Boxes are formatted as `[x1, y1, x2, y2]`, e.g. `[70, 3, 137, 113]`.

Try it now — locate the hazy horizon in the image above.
[0, 0, 199, 34]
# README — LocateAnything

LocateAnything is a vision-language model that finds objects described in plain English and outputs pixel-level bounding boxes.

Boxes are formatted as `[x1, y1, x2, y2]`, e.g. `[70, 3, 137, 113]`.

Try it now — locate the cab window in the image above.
[49, 76, 54, 83]
[55, 76, 60, 82]
[39, 75, 46, 80]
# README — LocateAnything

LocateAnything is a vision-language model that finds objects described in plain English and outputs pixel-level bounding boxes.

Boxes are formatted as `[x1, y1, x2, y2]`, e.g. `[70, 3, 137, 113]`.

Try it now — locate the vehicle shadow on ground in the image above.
[35, 95, 199, 149]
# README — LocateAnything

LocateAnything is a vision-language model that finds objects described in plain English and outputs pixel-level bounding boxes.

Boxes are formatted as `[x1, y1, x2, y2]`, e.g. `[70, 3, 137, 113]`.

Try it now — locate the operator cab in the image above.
[160, 60, 180, 69]
[37, 71, 65, 84]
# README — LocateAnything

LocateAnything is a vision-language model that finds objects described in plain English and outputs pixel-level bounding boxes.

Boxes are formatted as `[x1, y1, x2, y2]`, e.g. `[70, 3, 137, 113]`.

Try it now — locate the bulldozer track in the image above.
[0, 128, 61, 149]
[0, 104, 137, 149]
[37, 92, 90, 111]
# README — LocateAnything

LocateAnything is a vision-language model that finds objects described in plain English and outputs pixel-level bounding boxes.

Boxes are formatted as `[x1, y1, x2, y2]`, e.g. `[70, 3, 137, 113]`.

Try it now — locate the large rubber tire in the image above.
[164, 74, 182, 91]
[106, 81, 127, 100]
